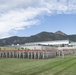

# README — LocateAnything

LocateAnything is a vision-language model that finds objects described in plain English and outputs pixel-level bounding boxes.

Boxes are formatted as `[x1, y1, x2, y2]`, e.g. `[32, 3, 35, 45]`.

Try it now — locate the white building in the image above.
[20, 44, 56, 50]
[10, 40, 76, 50]
[18, 40, 70, 50]
[24, 40, 70, 46]
[69, 42, 76, 47]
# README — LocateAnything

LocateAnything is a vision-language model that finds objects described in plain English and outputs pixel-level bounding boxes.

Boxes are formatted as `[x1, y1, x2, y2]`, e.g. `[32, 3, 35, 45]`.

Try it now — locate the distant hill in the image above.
[0, 31, 76, 46]
[55, 30, 67, 36]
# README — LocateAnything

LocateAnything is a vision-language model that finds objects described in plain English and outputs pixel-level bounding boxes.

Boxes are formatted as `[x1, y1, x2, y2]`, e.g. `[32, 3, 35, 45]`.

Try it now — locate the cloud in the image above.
[0, 0, 76, 38]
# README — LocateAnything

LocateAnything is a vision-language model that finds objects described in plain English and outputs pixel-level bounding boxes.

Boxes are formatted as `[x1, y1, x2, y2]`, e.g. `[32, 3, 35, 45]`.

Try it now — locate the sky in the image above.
[0, 0, 76, 38]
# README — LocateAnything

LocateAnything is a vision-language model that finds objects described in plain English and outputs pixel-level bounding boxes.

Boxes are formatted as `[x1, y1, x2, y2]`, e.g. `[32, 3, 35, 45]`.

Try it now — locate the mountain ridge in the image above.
[55, 30, 67, 36]
[0, 31, 76, 46]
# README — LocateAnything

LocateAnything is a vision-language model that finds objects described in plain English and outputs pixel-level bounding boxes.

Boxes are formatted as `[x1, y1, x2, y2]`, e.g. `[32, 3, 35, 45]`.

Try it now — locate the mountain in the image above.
[55, 30, 67, 36]
[0, 31, 76, 46]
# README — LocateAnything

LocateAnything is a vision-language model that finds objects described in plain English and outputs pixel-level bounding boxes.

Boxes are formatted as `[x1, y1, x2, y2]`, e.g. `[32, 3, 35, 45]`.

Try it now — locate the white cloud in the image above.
[0, 0, 76, 38]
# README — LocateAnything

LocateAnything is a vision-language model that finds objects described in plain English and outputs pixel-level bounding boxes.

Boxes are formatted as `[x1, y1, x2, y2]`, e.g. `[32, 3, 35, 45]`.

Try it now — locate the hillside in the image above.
[0, 31, 76, 46]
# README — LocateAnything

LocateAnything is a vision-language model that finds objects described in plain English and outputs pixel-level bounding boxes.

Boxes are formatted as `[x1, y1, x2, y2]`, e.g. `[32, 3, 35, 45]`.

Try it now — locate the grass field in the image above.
[0, 55, 76, 75]
[0, 47, 19, 50]
[0, 46, 28, 50]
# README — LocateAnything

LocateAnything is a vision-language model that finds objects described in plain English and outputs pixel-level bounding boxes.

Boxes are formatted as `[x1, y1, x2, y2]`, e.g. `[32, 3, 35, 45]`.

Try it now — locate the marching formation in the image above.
[0, 50, 56, 59]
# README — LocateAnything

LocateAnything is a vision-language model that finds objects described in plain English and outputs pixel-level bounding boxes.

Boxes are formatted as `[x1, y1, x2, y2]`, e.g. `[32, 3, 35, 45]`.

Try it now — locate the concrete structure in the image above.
[69, 42, 76, 47]
[22, 40, 76, 50]
[20, 44, 56, 50]
[24, 40, 70, 46]
[11, 40, 70, 50]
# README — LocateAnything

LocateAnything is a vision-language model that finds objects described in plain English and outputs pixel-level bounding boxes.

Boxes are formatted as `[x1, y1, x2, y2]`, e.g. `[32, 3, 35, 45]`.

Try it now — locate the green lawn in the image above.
[0, 47, 19, 50]
[0, 55, 76, 75]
